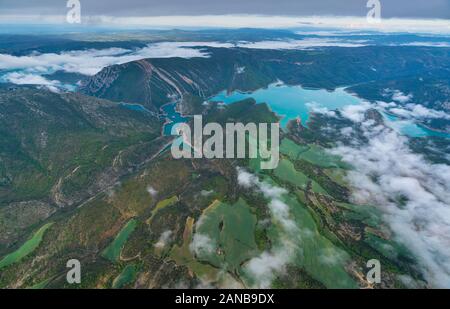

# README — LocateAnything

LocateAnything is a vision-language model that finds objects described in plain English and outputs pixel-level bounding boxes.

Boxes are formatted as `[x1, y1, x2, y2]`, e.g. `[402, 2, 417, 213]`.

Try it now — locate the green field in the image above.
[274, 158, 330, 195]
[287, 195, 356, 288]
[338, 202, 383, 227]
[262, 192, 357, 288]
[0, 223, 53, 270]
[297, 145, 347, 168]
[280, 138, 310, 159]
[323, 168, 348, 187]
[170, 216, 220, 283]
[112, 264, 139, 288]
[274, 159, 309, 188]
[194, 198, 258, 273]
[102, 219, 137, 262]
[28, 278, 52, 289]
[281, 138, 347, 168]
[311, 180, 329, 195]
[146, 195, 178, 224]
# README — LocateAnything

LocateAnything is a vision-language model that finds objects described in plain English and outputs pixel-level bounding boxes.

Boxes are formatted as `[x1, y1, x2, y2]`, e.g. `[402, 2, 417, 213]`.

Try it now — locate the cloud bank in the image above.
[0, 42, 229, 88]
[0, 38, 369, 89]
[190, 233, 216, 256]
[331, 105, 450, 287]
[237, 168, 300, 288]
[0, 43, 216, 76]
[2, 15, 450, 35]
[235, 38, 368, 49]
[154, 230, 173, 249]
[389, 104, 450, 120]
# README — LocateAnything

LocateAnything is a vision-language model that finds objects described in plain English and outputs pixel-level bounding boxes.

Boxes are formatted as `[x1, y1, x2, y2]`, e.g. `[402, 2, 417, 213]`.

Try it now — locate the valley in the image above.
[0, 29, 449, 288]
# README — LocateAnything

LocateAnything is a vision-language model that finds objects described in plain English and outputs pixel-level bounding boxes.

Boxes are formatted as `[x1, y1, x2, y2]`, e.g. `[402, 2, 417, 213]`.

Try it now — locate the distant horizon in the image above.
[2, 0, 449, 19]
[1, 14, 449, 35]
[1, 3, 450, 290]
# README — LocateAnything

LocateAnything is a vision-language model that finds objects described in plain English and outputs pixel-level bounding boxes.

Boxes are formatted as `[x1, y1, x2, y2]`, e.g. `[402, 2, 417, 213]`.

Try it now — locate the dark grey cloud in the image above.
[1, 0, 449, 19]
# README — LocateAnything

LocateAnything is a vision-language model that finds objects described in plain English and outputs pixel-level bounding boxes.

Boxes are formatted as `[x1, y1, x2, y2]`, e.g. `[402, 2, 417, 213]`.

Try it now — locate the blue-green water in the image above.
[119, 102, 152, 113]
[209, 84, 361, 127]
[157, 83, 449, 139]
[161, 103, 189, 136]
[119, 101, 188, 136]
[209, 83, 449, 139]
[383, 113, 450, 138]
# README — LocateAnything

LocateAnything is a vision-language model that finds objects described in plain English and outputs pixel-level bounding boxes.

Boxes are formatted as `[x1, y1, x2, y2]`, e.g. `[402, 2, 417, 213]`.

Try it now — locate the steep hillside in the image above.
[0, 87, 166, 249]
[0, 98, 421, 289]
[79, 48, 275, 111]
[80, 46, 450, 113]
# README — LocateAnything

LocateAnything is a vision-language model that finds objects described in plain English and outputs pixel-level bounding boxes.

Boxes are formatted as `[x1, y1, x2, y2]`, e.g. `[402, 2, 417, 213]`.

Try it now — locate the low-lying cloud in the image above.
[190, 233, 216, 256]
[390, 90, 413, 104]
[399, 42, 450, 48]
[389, 103, 450, 120]
[0, 42, 232, 89]
[2, 15, 450, 35]
[235, 38, 368, 49]
[0, 43, 217, 76]
[154, 230, 173, 249]
[306, 101, 337, 117]
[330, 104, 450, 287]
[339, 94, 450, 127]
[0, 38, 367, 83]
[3, 71, 59, 86]
[237, 168, 300, 288]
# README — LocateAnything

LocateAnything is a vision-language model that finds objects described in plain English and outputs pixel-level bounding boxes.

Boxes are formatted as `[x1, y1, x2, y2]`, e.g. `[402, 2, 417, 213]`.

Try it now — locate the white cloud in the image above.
[391, 90, 413, 104]
[200, 189, 213, 196]
[1, 15, 450, 35]
[399, 42, 450, 48]
[390, 104, 450, 120]
[244, 238, 296, 288]
[306, 101, 337, 117]
[2, 72, 59, 86]
[376, 92, 450, 122]
[341, 102, 372, 122]
[340, 127, 354, 137]
[236, 168, 300, 288]
[154, 230, 172, 249]
[0, 48, 130, 75]
[190, 233, 216, 256]
[376, 101, 398, 109]
[0, 43, 218, 77]
[296, 30, 377, 36]
[236, 38, 367, 49]
[236, 169, 259, 188]
[146, 186, 158, 197]
[0, 42, 235, 88]
[2, 36, 449, 91]
[235, 66, 245, 74]
[189, 170, 300, 288]
[330, 113, 450, 288]
[2, 71, 68, 92]
[0, 38, 366, 87]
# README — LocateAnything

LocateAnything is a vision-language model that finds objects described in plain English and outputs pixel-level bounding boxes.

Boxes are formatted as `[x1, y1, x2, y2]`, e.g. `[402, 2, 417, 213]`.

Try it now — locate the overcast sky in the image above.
[1, 0, 449, 19]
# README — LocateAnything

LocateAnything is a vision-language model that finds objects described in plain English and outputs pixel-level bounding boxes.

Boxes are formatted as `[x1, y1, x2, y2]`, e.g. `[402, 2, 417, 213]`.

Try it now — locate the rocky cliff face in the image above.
[80, 46, 450, 121]
[79, 48, 276, 110]
[0, 87, 165, 246]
